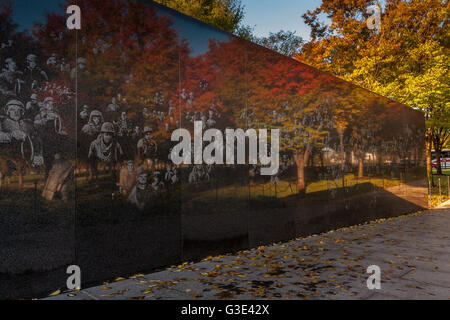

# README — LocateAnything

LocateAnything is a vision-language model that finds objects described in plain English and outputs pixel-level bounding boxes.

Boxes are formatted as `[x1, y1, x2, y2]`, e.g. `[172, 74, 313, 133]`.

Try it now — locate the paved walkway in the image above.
[46, 208, 450, 300]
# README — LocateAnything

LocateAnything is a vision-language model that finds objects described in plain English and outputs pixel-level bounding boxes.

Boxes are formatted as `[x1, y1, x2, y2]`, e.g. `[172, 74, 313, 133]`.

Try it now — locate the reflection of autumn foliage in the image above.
[29, 0, 424, 192]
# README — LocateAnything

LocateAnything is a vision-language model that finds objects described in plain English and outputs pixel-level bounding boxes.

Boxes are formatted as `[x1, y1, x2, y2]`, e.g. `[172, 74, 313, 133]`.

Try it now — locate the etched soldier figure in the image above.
[59, 58, 70, 73]
[0, 100, 27, 143]
[192, 111, 199, 122]
[34, 97, 63, 134]
[128, 168, 151, 210]
[88, 122, 123, 164]
[165, 164, 179, 185]
[46, 54, 57, 67]
[200, 111, 207, 129]
[186, 92, 194, 109]
[132, 126, 141, 139]
[0, 57, 23, 97]
[137, 126, 157, 162]
[150, 171, 165, 192]
[25, 93, 40, 120]
[46, 53, 59, 78]
[119, 160, 136, 195]
[159, 111, 165, 123]
[189, 165, 205, 184]
[79, 105, 90, 120]
[23, 54, 48, 91]
[0, 118, 10, 143]
[70, 57, 88, 80]
[168, 100, 174, 116]
[180, 88, 187, 100]
[82, 110, 104, 136]
[142, 107, 149, 120]
[1, 39, 13, 49]
[115, 111, 131, 137]
[107, 97, 120, 112]
[0, 100, 44, 166]
[206, 110, 216, 128]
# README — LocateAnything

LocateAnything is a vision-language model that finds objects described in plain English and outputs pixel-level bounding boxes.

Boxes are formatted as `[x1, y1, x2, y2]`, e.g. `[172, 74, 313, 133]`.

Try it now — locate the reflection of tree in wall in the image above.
[245, 46, 333, 194]
[36, 0, 187, 161]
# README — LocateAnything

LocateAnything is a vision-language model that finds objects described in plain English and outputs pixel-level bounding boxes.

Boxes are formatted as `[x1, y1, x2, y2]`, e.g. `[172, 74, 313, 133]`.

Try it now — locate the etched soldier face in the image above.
[47, 56, 57, 66]
[44, 101, 54, 112]
[127, 162, 134, 173]
[137, 173, 148, 189]
[92, 116, 101, 126]
[27, 57, 37, 69]
[102, 132, 113, 144]
[78, 59, 86, 70]
[7, 105, 23, 121]
[5, 58, 17, 72]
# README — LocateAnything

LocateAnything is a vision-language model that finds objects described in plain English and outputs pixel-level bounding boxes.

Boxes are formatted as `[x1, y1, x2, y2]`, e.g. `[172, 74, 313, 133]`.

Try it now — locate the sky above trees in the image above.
[241, 0, 322, 40]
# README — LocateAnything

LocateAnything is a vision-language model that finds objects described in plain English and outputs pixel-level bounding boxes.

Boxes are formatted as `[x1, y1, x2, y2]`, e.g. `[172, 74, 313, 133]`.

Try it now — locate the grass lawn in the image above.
[430, 174, 450, 207]
[432, 168, 450, 175]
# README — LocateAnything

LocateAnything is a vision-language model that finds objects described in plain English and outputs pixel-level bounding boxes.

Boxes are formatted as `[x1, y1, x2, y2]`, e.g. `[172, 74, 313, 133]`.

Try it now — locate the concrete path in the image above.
[46, 208, 450, 300]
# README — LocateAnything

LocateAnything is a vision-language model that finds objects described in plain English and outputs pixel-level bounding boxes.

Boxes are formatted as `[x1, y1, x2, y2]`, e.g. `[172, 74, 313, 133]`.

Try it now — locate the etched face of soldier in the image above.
[121, 112, 127, 120]
[127, 161, 135, 173]
[103, 131, 113, 144]
[44, 98, 54, 112]
[26, 54, 38, 69]
[77, 58, 86, 70]
[5, 58, 17, 72]
[47, 54, 57, 66]
[137, 172, 148, 190]
[92, 115, 101, 126]
[6, 103, 24, 121]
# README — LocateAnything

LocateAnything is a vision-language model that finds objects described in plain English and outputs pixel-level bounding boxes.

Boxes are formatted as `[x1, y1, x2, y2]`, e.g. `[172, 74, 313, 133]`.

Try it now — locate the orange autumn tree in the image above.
[245, 44, 334, 193]
[35, 0, 188, 160]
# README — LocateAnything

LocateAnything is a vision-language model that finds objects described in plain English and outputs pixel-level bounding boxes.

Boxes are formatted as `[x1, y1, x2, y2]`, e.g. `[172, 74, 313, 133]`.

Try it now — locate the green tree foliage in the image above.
[297, 0, 449, 180]
[155, 0, 245, 33]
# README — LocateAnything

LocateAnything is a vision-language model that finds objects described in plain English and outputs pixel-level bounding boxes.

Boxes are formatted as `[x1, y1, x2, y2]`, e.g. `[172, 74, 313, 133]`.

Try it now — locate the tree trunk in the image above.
[345, 150, 352, 172]
[18, 170, 23, 189]
[436, 149, 442, 175]
[376, 152, 382, 175]
[426, 133, 433, 186]
[295, 149, 310, 194]
[338, 128, 345, 172]
[358, 157, 364, 178]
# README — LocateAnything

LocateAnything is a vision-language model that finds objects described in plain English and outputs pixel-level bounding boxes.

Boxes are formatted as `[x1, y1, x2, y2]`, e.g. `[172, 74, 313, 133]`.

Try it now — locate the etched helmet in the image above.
[101, 122, 115, 134]
[90, 110, 102, 118]
[5, 99, 25, 113]
[26, 54, 38, 62]
[43, 97, 54, 104]
[143, 126, 153, 134]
